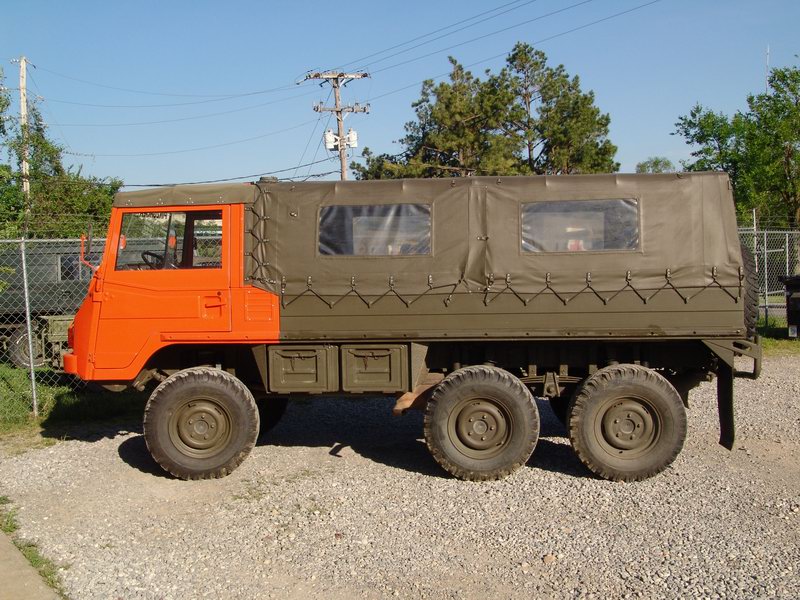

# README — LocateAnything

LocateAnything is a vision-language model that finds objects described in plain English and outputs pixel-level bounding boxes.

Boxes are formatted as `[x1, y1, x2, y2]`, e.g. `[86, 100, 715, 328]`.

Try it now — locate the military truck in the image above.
[63, 173, 760, 482]
[0, 240, 100, 369]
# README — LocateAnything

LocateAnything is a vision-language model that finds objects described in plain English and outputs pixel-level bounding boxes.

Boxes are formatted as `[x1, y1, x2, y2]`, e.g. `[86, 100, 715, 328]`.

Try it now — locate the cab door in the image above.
[93, 206, 231, 371]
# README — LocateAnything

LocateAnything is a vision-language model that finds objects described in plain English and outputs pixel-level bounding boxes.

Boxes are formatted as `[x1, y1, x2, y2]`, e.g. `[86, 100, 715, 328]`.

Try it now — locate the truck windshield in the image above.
[115, 210, 222, 270]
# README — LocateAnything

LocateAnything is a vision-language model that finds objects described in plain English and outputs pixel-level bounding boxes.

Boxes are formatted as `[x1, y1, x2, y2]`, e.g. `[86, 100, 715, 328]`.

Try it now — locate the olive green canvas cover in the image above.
[243, 173, 740, 293]
[114, 183, 256, 208]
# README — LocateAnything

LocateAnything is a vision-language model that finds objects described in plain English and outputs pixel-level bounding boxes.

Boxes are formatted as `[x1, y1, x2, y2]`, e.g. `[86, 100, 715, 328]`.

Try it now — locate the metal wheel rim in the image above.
[168, 397, 233, 459]
[594, 395, 660, 459]
[447, 396, 512, 460]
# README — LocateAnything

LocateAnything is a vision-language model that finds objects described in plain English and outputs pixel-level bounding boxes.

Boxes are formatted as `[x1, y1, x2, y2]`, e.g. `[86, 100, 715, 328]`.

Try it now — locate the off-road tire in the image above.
[424, 365, 539, 481]
[256, 396, 289, 441]
[143, 367, 259, 480]
[568, 364, 686, 482]
[8, 324, 45, 369]
[741, 245, 758, 339]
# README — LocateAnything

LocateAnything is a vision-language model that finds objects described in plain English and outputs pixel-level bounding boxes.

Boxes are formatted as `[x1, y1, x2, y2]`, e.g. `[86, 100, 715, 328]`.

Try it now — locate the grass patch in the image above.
[0, 362, 146, 450]
[1, 496, 17, 534]
[760, 336, 800, 356]
[0, 497, 67, 598]
[757, 318, 800, 355]
[17, 542, 66, 594]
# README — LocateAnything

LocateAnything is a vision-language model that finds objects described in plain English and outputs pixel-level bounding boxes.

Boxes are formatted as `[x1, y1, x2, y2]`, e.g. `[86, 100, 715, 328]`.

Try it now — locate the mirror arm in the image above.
[80, 234, 99, 272]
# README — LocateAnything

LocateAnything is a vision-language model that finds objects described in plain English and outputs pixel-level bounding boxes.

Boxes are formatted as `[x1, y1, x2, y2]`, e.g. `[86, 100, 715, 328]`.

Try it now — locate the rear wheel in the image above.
[424, 365, 539, 481]
[568, 364, 686, 481]
[144, 367, 259, 480]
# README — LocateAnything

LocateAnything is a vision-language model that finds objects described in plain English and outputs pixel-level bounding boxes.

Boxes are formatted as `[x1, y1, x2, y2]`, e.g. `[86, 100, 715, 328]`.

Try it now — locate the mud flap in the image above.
[717, 362, 735, 450]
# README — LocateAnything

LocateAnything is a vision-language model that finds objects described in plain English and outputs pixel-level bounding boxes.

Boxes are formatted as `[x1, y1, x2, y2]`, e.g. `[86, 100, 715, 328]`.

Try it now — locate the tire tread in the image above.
[144, 366, 259, 480]
[423, 365, 538, 481]
[568, 364, 687, 482]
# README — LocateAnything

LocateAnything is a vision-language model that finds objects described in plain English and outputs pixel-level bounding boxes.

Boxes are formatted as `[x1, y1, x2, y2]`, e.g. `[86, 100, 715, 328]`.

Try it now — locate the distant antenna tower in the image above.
[766, 45, 770, 93]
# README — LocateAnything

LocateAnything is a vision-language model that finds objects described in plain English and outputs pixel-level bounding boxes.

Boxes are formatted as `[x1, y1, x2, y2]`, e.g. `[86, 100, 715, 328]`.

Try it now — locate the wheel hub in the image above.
[454, 400, 508, 452]
[171, 399, 231, 456]
[601, 399, 655, 452]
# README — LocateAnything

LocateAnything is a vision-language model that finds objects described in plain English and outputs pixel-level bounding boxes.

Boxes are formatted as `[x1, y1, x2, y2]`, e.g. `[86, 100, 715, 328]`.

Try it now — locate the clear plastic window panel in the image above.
[319, 204, 432, 256]
[521, 199, 639, 253]
[115, 211, 222, 270]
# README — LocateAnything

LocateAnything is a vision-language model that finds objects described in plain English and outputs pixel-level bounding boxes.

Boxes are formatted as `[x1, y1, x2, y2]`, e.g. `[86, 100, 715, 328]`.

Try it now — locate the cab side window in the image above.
[319, 204, 431, 256]
[521, 199, 640, 253]
[115, 210, 223, 270]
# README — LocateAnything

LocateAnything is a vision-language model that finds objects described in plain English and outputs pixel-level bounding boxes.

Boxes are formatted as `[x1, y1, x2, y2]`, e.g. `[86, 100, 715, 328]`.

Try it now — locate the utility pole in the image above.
[305, 71, 369, 180]
[12, 56, 31, 213]
[11, 55, 38, 416]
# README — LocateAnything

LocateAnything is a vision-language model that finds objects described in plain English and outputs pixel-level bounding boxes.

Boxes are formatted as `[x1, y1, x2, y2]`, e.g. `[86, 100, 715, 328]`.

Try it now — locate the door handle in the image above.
[204, 293, 227, 308]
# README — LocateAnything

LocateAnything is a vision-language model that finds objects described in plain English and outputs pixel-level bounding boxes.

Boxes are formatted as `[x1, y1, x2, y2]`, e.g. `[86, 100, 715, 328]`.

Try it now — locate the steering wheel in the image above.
[141, 250, 165, 269]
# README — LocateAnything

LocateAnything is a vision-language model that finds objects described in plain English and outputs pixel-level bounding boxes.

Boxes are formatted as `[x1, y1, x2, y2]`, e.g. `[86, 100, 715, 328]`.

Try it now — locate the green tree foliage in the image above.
[635, 156, 676, 173]
[505, 44, 618, 175]
[0, 69, 121, 238]
[352, 44, 618, 179]
[675, 65, 800, 227]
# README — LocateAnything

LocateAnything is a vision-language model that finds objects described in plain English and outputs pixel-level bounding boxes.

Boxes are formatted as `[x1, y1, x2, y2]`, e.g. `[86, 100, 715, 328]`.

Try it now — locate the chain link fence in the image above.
[0, 213, 108, 424]
[739, 228, 800, 328]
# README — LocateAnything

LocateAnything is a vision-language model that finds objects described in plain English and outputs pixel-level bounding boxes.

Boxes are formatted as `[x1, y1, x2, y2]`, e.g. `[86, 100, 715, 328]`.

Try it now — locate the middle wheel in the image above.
[423, 365, 539, 481]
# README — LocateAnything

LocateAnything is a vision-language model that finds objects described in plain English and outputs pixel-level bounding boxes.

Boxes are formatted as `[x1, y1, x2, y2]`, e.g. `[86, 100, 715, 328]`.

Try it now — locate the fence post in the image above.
[763, 231, 769, 323]
[786, 232, 790, 275]
[19, 238, 39, 417]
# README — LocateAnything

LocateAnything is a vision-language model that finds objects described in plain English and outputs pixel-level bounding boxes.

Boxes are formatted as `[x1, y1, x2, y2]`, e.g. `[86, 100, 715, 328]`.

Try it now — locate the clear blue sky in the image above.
[1, 0, 797, 187]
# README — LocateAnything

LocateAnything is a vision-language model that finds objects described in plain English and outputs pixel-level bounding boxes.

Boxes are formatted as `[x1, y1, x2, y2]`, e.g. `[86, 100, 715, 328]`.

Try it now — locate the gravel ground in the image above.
[1, 356, 799, 599]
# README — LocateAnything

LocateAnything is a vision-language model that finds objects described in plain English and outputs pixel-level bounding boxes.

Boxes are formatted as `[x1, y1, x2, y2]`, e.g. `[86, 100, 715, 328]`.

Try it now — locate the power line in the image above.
[371, 0, 595, 75]
[292, 89, 332, 179]
[63, 119, 320, 157]
[28, 2, 533, 107]
[305, 111, 335, 180]
[36, 65, 247, 98]
[41, 82, 314, 109]
[29, 0, 662, 178]
[14, 157, 339, 187]
[25, 1, 542, 111]
[47, 90, 319, 127]
[335, 0, 539, 70]
[369, 0, 663, 101]
[26, 69, 74, 153]
[122, 158, 339, 186]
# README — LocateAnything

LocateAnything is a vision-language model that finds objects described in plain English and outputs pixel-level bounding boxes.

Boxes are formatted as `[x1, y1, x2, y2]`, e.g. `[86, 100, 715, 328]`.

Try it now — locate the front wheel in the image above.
[424, 365, 539, 481]
[568, 364, 687, 481]
[144, 367, 259, 480]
